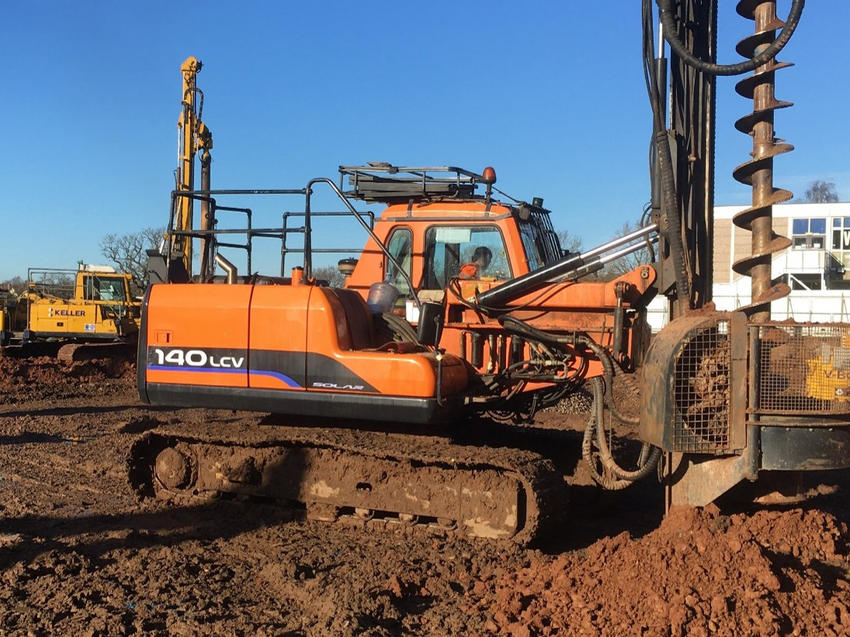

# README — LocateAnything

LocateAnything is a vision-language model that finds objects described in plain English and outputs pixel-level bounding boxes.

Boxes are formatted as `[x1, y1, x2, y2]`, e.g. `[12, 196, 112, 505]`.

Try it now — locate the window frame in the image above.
[383, 226, 413, 294]
[791, 217, 826, 250]
[422, 224, 513, 289]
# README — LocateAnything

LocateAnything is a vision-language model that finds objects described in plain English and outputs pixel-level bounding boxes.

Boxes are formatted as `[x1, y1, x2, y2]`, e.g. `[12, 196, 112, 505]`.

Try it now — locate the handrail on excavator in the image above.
[305, 177, 422, 309]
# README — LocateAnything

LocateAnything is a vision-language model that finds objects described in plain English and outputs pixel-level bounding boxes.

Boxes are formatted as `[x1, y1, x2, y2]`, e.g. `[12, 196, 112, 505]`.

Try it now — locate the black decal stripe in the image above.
[250, 350, 306, 388]
[305, 352, 377, 393]
[248, 350, 377, 393]
[145, 345, 377, 393]
[145, 383, 462, 424]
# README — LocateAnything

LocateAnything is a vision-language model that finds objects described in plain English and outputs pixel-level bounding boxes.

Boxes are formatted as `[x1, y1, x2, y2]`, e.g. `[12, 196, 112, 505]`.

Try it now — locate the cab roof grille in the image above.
[339, 164, 483, 203]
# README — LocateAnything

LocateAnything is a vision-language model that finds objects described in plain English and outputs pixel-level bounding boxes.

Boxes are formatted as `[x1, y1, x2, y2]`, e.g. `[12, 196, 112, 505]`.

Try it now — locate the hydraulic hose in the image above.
[576, 334, 638, 426]
[498, 317, 660, 484]
[642, 0, 691, 309]
[656, 0, 804, 77]
[567, 329, 661, 487]
[375, 311, 418, 343]
[589, 377, 661, 483]
[498, 315, 575, 346]
[655, 129, 692, 308]
[582, 409, 633, 491]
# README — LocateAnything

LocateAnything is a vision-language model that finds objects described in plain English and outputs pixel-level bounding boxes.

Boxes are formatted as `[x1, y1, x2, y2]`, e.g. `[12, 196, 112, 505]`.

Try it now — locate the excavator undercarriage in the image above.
[128, 419, 568, 544]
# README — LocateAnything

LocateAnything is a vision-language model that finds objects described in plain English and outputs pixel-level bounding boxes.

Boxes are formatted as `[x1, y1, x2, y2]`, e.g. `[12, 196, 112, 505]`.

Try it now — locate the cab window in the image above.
[384, 228, 413, 294]
[519, 222, 545, 272]
[423, 226, 512, 289]
[98, 277, 127, 302]
[83, 276, 127, 302]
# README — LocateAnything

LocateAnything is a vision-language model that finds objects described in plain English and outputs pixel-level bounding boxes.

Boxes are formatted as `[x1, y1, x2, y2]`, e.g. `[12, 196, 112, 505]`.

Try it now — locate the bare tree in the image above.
[804, 180, 839, 203]
[0, 276, 25, 292]
[557, 230, 583, 255]
[599, 221, 655, 280]
[312, 265, 346, 288]
[100, 227, 165, 294]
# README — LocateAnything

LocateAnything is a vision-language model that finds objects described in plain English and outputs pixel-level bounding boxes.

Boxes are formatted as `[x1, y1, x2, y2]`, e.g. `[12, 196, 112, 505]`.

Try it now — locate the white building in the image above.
[647, 202, 850, 330]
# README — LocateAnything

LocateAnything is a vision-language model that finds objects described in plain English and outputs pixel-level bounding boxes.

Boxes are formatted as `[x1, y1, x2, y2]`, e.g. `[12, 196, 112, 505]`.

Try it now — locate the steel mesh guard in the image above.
[672, 320, 731, 454]
[756, 323, 850, 414]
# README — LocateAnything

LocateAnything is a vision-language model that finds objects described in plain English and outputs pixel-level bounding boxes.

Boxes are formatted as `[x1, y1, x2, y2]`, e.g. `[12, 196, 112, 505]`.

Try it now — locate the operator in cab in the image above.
[459, 247, 492, 279]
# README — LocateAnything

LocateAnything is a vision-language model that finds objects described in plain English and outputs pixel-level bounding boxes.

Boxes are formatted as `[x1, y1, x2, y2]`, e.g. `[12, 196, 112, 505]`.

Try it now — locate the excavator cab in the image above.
[342, 165, 563, 300]
[335, 165, 656, 399]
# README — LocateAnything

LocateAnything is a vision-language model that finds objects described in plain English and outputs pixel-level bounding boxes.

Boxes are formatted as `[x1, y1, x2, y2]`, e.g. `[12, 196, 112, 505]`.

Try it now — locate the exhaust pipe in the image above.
[215, 253, 238, 284]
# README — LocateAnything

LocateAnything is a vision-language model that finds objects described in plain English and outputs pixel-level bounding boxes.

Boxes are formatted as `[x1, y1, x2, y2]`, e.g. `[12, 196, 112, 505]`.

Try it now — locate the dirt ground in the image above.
[0, 356, 848, 636]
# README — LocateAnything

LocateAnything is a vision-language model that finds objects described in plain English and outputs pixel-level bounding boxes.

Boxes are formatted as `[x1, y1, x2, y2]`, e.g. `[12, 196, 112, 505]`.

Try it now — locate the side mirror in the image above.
[416, 302, 444, 347]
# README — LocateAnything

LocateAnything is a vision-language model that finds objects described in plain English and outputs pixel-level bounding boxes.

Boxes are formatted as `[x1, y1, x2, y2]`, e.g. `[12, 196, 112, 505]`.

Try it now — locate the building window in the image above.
[832, 217, 850, 250]
[792, 218, 826, 249]
[830, 217, 850, 274]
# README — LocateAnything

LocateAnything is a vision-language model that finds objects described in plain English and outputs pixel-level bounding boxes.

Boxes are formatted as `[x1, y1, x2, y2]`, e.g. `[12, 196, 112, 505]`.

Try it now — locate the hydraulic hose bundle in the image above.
[486, 315, 587, 420]
[577, 335, 661, 490]
[496, 314, 661, 488]
[656, 0, 803, 76]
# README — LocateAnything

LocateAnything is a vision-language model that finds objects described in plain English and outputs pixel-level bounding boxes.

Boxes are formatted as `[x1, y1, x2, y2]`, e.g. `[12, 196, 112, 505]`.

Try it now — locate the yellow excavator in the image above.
[2, 265, 140, 361]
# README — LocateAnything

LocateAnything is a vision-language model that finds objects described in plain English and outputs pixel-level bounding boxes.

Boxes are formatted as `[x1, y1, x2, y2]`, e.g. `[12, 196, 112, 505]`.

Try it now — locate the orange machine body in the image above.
[346, 200, 536, 295]
[139, 282, 468, 424]
[345, 200, 656, 383]
[440, 267, 656, 381]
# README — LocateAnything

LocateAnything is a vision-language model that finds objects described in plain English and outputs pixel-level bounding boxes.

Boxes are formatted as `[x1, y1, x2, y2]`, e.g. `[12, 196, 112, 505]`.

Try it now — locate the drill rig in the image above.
[635, 0, 850, 507]
[130, 0, 850, 542]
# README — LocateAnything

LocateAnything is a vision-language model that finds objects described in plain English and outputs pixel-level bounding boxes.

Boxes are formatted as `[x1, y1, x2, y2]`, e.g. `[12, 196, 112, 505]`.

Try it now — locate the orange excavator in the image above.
[131, 0, 850, 542]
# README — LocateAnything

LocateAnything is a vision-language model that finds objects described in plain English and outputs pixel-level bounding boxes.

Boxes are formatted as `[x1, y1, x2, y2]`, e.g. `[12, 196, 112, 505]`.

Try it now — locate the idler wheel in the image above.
[154, 447, 191, 490]
[399, 513, 419, 525]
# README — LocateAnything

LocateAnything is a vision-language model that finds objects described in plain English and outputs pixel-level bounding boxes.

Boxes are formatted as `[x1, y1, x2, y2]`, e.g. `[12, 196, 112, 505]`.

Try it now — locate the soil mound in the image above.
[467, 505, 850, 636]
[0, 355, 134, 404]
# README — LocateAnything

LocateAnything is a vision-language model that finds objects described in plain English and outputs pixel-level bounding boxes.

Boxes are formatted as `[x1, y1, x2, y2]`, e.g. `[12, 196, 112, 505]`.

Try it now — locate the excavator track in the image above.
[57, 341, 135, 362]
[127, 420, 567, 546]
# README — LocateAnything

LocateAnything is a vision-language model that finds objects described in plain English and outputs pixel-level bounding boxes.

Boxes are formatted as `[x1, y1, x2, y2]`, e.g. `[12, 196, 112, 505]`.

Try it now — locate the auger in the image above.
[732, 0, 795, 321]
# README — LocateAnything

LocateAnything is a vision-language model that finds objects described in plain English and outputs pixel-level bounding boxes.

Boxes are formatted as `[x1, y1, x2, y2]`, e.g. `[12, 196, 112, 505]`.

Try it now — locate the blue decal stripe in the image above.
[147, 365, 301, 388]
[148, 365, 247, 375]
[248, 369, 302, 388]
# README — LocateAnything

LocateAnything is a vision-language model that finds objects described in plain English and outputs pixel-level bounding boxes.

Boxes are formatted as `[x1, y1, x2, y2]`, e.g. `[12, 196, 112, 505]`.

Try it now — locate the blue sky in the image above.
[1, 1, 848, 280]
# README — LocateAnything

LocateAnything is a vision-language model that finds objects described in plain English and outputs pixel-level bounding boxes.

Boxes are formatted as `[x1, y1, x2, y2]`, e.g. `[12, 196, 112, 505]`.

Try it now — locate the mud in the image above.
[0, 354, 848, 635]
[0, 355, 133, 404]
[467, 505, 850, 636]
